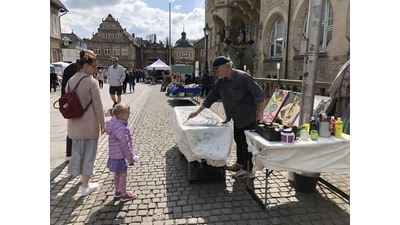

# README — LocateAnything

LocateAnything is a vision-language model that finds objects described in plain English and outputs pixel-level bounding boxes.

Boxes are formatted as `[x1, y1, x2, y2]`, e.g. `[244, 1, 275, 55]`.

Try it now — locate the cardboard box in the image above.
[255, 121, 281, 141]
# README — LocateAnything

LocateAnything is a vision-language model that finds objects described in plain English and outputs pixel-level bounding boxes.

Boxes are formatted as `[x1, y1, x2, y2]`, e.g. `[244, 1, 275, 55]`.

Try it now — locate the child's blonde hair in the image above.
[107, 103, 130, 118]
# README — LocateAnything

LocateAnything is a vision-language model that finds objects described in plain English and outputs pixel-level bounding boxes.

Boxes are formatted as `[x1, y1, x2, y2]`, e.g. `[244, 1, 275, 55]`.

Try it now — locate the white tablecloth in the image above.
[173, 106, 232, 167]
[245, 130, 350, 173]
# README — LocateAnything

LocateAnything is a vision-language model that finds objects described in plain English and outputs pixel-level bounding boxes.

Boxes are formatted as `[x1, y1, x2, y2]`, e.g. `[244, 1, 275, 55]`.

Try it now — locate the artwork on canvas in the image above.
[312, 98, 332, 119]
[263, 90, 289, 123]
[275, 92, 302, 126]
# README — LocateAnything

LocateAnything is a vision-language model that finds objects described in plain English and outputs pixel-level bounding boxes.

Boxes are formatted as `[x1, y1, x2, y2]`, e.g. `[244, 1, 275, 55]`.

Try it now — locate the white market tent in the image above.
[146, 59, 171, 70]
[52, 61, 71, 74]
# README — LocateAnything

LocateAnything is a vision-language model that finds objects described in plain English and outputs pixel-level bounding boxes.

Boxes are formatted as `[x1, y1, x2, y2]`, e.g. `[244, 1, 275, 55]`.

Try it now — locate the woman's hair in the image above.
[107, 103, 130, 118]
[78, 50, 98, 69]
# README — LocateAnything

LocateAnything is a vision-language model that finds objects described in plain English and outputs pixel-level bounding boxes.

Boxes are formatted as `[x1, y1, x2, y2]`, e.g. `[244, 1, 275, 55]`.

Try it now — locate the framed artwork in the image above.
[263, 90, 289, 123]
[275, 92, 302, 126]
[312, 98, 332, 119]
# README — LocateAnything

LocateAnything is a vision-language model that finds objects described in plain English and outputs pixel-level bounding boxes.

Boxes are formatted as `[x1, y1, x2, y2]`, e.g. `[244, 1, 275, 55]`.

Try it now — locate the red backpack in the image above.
[53, 76, 92, 119]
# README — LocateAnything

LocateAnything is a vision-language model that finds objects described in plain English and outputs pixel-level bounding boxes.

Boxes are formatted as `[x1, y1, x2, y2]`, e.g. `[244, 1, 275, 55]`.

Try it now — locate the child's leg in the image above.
[119, 171, 127, 195]
[114, 172, 121, 193]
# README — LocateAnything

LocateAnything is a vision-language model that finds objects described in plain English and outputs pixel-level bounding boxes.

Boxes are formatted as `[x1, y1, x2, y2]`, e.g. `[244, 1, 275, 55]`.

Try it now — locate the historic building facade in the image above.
[87, 14, 139, 69]
[50, 0, 68, 63]
[205, 0, 350, 82]
[61, 31, 88, 63]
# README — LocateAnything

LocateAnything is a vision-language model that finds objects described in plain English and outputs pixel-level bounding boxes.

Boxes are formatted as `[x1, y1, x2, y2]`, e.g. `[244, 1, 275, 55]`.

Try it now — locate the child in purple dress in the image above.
[105, 103, 137, 201]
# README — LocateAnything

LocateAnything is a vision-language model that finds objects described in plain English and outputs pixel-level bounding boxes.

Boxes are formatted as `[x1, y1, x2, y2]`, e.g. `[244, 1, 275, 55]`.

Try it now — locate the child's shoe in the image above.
[121, 191, 137, 202]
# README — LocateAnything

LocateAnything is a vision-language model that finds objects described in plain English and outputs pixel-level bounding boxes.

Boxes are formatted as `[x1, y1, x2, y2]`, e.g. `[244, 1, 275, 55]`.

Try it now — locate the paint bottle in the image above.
[330, 116, 336, 136]
[310, 117, 317, 133]
[335, 117, 342, 138]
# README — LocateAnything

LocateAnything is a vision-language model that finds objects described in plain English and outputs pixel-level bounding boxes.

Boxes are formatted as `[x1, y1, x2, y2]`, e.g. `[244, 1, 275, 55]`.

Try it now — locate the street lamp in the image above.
[203, 23, 210, 71]
[277, 62, 281, 81]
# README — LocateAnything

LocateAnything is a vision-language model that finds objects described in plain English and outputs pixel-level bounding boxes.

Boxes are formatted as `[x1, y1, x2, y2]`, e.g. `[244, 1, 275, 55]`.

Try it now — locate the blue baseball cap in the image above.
[211, 56, 230, 72]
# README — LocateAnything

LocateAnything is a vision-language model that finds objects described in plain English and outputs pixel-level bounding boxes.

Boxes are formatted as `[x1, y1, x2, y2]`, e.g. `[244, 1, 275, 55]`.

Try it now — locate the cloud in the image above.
[61, 0, 205, 43]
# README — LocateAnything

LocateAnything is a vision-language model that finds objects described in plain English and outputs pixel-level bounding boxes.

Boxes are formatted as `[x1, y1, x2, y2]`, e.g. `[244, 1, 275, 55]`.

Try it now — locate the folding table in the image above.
[244, 130, 350, 211]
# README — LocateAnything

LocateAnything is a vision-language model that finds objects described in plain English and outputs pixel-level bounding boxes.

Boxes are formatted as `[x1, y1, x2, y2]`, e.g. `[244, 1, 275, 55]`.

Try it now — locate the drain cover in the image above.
[153, 213, 165, 221]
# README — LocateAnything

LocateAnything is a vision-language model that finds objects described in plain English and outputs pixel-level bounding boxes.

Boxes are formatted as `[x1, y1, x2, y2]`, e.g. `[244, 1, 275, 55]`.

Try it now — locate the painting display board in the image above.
[262, 90, 289, 123]
[264, 90, 331, 127]
[275, 91, 302, 126]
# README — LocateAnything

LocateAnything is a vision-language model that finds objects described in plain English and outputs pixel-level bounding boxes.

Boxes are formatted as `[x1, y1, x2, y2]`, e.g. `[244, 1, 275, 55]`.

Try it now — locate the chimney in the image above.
[132, 33, 135, 38]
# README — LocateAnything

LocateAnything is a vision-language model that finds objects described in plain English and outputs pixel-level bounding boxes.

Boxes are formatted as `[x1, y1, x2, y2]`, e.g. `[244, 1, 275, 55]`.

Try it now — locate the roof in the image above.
[61, 32, 85, 49]
[194, 37, 206, 48]
[174, 30, 194, 48]
[50, 0, 68, 12]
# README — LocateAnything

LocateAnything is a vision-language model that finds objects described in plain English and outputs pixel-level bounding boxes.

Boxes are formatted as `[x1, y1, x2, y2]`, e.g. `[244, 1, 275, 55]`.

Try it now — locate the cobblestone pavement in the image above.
[50, 82, 350, 225]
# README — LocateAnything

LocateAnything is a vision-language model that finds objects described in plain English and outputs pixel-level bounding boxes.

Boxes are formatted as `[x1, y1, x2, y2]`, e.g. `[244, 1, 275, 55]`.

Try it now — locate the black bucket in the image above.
[294, 172, 320, 193]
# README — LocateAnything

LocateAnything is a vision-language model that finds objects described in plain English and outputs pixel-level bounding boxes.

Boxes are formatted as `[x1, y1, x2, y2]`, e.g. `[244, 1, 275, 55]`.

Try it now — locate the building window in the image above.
[269, 18, 285, 57]
[114, 33, 119, 39]
[64, 41, 69, 46]
[122, 47, 128, 55]
[95, 47, 101, 55]
[104, 47, 111, 55]
[113, 47, 119, 55]
[52, 14, 58, 35]
[302, 0, 333, 53]
[104, 33, 109, 39]
[201, 49, 205, 57]
[52, 51, 57, 62]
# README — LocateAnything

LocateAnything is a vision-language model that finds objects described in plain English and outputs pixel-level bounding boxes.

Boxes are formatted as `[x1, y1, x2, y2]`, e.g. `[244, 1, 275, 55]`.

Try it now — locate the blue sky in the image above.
[60, 0, 205, 44]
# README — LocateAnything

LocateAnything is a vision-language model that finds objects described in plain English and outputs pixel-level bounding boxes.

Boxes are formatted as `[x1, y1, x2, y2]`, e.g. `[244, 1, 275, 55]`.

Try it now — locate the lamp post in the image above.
[277, 62, 281, 81]
[203, 23, 210, 72]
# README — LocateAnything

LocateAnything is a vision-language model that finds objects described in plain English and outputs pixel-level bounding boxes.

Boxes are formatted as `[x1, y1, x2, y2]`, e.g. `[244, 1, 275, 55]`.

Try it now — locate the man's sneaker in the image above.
[226, 163, 243, 172]
[81, 183, 99, 196]
[232, 169, 256, 180]
[114, 191, 121, 198]
[121, 191, 137, 202]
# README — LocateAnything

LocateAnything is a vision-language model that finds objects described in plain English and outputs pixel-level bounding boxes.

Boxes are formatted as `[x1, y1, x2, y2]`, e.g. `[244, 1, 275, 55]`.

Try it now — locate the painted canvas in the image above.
[275, 91, 302, 126]
[263, 90, 289, 123]
[312, 98, 332, 119]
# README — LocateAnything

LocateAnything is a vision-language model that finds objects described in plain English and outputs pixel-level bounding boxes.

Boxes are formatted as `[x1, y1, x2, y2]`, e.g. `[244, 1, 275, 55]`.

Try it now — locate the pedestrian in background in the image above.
[201, 69, 212, 97]
[97, 69, 104, 89]
[66, 50, 105, 196]
[128, 71, 135, 93]
[187, 56, 265, 180]
[105, 103, 138, 201]
[135, 69, 140, 83]
[141, 69, 146, 83]
[123, 70, 129, 94]
[151, 68, 156, 85]
[108, 57, 125, 108]
[50, 69, 57, 92]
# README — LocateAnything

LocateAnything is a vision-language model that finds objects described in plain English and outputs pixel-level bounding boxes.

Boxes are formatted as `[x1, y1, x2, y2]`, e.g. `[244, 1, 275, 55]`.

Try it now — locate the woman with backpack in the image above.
[66, 50, 106, 197]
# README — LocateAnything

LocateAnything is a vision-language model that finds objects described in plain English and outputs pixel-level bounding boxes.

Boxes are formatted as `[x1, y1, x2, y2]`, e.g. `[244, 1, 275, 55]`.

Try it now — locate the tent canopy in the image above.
[52, 61, 71, 74]
[146, 59, 171, 70]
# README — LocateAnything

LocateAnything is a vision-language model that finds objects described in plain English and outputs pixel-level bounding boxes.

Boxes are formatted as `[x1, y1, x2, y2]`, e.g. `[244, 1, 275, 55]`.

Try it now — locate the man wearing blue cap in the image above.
[187, 56, 265, 179]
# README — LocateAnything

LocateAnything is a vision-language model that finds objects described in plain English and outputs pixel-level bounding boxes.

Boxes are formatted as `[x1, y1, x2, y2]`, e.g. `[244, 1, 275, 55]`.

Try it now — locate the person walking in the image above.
[187, 56, 265, 179]
[128, 71, 135, 93]
[66, 50, 105, 196]
[135, 69, 140, 83]
[50, 69, 57, 92]
[141, 69, 146, 83]
[105, 103, 138, 201]
[97, 69, 104, 89]
[108, 57, 125, 108]
[151, 68, 156, 85]
[201, 70, 212, 97]
[122, 70, 129, 94]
